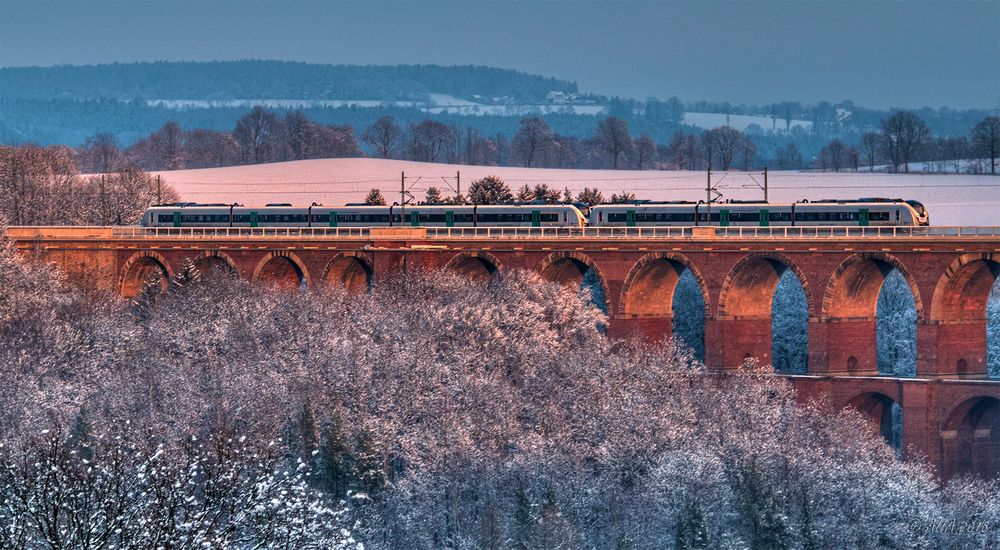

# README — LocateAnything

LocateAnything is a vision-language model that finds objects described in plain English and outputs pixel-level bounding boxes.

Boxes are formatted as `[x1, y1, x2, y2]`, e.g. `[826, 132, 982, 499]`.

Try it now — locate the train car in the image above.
[588, 198, 928, 227]
[142, 203, 588, 228]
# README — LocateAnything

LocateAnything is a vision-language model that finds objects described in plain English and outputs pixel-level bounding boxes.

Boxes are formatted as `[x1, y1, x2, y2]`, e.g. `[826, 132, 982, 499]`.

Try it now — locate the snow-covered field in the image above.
[681, 112, 812, 132]
[155, 158, 999, 226]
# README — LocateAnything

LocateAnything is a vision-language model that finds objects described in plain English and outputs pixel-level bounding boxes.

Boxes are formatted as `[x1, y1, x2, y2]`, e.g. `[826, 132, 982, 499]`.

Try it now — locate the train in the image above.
[142, 198, 929, 228]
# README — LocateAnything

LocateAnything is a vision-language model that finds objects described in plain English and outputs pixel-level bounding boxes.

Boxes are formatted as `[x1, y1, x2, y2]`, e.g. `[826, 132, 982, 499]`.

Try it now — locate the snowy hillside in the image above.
[154, 158, 998, 226]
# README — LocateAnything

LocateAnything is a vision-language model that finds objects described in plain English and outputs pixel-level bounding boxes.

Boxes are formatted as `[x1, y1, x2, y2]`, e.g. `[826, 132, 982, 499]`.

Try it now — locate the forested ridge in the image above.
[0, 61, 578, 102]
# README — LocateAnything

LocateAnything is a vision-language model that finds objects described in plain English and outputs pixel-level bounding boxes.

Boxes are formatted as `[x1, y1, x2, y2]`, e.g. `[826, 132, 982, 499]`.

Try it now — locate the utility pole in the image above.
[763, 166, 768, 203]
[400, 171, 406, 214]
[156, 174, 161, 204]
[456, 171, 461, 199]
[706, 167, 712, 225]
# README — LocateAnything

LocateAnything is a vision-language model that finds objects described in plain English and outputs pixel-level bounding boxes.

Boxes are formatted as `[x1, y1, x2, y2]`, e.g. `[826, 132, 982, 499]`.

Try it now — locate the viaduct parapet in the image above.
[5, 225, 1000, 480]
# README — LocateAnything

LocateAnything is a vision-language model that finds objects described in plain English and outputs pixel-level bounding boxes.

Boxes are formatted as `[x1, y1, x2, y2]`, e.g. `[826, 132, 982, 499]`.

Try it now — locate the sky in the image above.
[1, 0, 998, 110]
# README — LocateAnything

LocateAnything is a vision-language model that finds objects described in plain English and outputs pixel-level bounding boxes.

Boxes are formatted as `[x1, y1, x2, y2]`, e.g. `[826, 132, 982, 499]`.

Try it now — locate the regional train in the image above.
[142, 198, 928, 228]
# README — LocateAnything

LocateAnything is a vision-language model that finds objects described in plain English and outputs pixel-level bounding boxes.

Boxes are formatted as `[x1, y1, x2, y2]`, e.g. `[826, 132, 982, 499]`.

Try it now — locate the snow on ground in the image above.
[154, 158, 999, 226]
[682, 112, 812, 132]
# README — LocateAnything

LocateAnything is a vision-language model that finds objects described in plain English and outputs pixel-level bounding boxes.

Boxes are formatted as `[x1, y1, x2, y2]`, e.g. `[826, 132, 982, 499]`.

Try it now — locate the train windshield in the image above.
[905, 200, 926, 216]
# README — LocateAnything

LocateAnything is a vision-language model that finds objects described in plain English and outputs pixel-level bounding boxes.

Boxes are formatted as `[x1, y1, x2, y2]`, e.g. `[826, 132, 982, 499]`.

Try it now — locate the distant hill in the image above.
[0, 60, 578, 103]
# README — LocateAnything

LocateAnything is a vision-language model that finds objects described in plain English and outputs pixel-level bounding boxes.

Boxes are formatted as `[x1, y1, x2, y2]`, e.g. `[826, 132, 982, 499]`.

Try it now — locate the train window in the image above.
[609, 213, 627, 222]
[541, 213, 558, 222]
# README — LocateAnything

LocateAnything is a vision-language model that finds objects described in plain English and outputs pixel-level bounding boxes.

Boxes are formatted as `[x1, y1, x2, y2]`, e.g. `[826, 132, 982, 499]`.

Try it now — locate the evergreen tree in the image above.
[467, 175, 512, 204]
[424, 186, 443, 204]
[576, 187, 605, 205]
[364, 188, 387, 205]
[515, 185, 534, 202]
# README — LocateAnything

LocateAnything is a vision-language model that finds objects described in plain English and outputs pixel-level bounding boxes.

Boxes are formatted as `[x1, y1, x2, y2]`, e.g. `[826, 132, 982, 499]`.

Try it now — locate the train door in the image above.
[626, 210, 636, 227]
[446, 210, 455, 228]
[329, 211, 338, 227]
[759, 209, 770, 227]
[172, 212, 182, 227]
[859, 208, 869, 226]
[720, 209, 730, 227]
[531, 210, 541, 227]
[410, 211, 420, 227]
[249, 211, 259, 228]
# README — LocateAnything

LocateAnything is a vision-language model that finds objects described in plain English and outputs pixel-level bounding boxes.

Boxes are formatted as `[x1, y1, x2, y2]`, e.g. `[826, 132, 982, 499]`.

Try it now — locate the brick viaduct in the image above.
[5, 225, 1000, 481]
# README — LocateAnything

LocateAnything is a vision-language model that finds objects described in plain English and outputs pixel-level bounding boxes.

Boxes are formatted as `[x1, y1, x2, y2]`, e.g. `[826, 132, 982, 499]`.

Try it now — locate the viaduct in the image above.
[4, 224, 1000, 481]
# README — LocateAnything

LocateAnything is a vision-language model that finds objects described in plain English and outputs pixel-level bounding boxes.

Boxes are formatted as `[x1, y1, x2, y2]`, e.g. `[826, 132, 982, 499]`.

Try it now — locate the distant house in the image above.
[546, 91, 567, 104]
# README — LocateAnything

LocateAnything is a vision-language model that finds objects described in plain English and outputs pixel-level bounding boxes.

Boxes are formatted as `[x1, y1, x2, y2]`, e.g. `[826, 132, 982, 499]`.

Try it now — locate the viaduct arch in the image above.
[119, 251, 172, 297]
[252, 251, 310, 290]
[322, 252, 373, 292]
[821, 252, 924, 375]
[930, 253, 1000, 377]
[446, 251, 501, 282]
[618, 252, 710, 343]
[715, 252, 815, 368]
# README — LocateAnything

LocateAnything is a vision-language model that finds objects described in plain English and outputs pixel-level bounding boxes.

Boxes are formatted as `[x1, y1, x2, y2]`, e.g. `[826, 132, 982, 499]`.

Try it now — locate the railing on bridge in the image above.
[92, 225, 1000, 239]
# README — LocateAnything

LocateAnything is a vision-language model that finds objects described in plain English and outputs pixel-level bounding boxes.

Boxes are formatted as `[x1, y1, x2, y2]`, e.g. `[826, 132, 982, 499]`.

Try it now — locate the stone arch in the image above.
[718, 252, 815, 319]
[119, 251, 173, 298]
[191, 251, 239, 281]
[931, 253, 999, 322]
[252, 251, 310, 290]
[619, 252, 711, 317]
[445, 251, 502, 282]
[845, 391, 902, 449]
[942, 396, 1000, 479]
[822, 252, 924, 320]
[321, 252, 373, 292]
[535, 251, 609, 313]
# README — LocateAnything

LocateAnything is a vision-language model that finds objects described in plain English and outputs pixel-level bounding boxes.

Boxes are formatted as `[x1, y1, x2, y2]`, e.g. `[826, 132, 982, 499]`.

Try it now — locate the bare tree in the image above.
[184, 129, 239, 168]
[362, 116, 402, 159]
[775, 143, 803, 170]
[596, 117, 631, 169]
[634, 135, 657, 169]
[971, 116, 1000, 175]
[511, 117, 554, 167]
[740, 134, 757, 171]
[285, 111, 317, 160]
[79, 133, 122, 174]
[234, 107, 286, 164]
[880, 111, 930, 173]
[406, 120, 455, 163]
[860, 131, 880, 172]
[708, 126, 743, 171]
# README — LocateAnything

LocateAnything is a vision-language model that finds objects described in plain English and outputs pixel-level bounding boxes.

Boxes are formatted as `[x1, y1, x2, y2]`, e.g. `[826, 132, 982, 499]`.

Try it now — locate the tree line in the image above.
[0, 145, 176, 226]
[2, 247, 998, 548]
[78, 106, 1000, 176]
[812, 112, 1000, 174]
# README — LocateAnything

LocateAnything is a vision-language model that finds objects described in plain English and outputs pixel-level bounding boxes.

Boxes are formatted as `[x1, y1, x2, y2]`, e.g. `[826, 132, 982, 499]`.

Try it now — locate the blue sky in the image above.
[1, 0, 997, 109]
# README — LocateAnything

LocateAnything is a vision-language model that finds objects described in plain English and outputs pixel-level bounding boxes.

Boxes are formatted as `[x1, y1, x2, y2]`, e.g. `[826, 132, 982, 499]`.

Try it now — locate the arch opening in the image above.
[449, 256, 497, 283]
[193, 256, 237, 282]
[989, 278, 1000, 378]
[621, 255, 708, 357]
[772, 270, 809, 373]
[719, 254, 811, 368]
[876, 270, 917, 377]
[538, 255, 607, 315]
[121, 256, 169, 298]
[932, 255, 1000, 378]
[257, 256, 305, 291]
[324, 255, 372, 292]
[942, 397, 1000, 479]
[824, 254, 921, 375]
[672, 270, 706, 360]
[846, 392, 904, 454]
